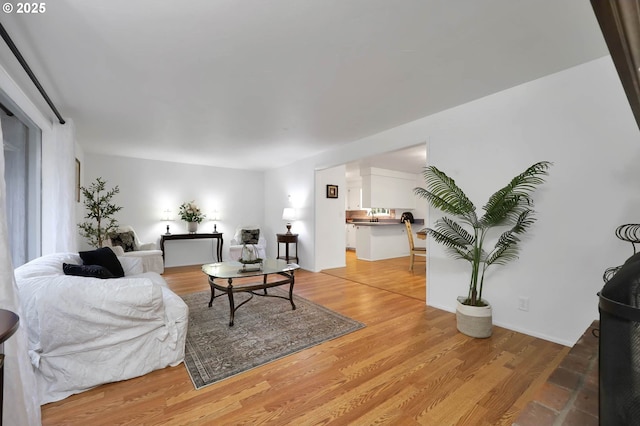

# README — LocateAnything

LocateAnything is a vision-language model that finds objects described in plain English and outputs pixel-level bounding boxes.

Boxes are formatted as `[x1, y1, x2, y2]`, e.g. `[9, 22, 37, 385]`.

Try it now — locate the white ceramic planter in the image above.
[187, 221, 198, 233]
[456, 296, 493, 338]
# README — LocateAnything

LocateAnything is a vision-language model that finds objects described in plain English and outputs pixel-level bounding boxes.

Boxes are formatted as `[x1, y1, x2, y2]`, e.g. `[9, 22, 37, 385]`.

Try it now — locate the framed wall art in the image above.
[326, 184, 338, 199]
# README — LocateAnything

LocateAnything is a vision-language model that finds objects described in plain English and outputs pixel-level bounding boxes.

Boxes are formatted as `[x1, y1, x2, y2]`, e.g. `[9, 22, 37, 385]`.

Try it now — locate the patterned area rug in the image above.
[181, 288, 365, 389]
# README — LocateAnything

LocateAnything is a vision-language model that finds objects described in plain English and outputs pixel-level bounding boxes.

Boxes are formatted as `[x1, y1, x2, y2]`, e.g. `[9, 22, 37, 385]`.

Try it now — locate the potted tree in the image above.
[78, 177, 123, 248]
[414, 161, 551, 338]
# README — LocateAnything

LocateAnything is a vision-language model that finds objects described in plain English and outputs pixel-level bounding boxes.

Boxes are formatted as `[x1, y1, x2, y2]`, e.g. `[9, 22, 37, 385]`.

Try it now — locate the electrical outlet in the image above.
[518, 296, 529, 312]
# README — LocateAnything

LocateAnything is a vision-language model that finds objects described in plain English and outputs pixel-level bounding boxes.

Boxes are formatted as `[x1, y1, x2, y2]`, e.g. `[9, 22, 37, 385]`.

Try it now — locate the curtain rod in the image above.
[0, 22, 65, 124]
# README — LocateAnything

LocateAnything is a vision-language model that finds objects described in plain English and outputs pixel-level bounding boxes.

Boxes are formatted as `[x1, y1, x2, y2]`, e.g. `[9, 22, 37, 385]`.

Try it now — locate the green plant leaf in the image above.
[78, 177, 122, 248]
[414, 166, 477, 224]
[434, 217, 475, 246]
[481, 161, 551, 227]
[485, 230, 521, 266]
[416, 161, 552, 300]
[425, 227, 468, 250]
[511, 209, 536, 235]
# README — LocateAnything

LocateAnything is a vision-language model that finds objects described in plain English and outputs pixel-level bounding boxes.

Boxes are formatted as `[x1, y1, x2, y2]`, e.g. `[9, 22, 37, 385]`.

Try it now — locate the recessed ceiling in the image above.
[0, 0, 608, 170]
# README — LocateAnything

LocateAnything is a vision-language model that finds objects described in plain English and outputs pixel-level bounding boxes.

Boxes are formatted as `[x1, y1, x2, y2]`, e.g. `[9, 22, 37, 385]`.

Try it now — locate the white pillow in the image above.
[118, 256, 144, 276]
[110, 245, 125, 256]
[14, 252, 82, 281]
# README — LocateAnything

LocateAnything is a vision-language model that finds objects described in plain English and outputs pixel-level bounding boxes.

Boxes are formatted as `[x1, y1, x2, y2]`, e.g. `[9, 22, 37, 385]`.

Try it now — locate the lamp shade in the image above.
[161, 209, 172, 221]
[282, 208, 296, 221]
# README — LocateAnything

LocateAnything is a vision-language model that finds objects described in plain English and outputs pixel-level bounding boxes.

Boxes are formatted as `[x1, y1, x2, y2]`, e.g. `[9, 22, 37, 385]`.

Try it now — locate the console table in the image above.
[161, 233, 223, 263]
[277, 233, 299, 263]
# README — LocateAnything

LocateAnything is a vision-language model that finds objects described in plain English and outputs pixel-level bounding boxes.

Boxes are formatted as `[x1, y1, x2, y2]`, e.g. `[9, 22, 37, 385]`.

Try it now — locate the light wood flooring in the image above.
[323, 250, 427, 302]
[41, 252, 567, 425]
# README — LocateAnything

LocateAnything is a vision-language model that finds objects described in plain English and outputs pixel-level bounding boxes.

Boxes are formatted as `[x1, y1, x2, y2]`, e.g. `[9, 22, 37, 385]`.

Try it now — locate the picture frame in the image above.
[326, 184, 338, 199]
[75, 158, 81, 202]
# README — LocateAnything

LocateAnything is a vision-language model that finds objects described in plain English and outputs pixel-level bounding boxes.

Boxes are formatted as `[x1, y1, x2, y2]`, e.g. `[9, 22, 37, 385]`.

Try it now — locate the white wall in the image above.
[262, 156, 316, 270]
[422, 56, 640, 345]
[315, 165, 347, 270]
[284, 56, 638, 345]
[82, 153, 265, 267]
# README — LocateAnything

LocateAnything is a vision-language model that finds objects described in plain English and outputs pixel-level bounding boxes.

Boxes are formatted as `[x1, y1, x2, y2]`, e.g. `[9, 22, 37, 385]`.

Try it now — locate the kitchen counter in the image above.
[347, 219, 424, 227]
[347, 219, 425, 261]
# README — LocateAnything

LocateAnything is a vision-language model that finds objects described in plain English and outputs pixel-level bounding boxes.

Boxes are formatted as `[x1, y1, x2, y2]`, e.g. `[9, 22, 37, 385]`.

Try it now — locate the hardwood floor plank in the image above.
[418, 351, 514, 425]
[40, 254, 565, 425]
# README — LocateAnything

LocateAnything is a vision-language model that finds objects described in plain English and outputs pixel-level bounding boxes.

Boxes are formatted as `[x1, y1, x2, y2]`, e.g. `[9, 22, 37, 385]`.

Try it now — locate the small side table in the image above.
[0, 309, 19, 426]
[277, 233, 299, 264]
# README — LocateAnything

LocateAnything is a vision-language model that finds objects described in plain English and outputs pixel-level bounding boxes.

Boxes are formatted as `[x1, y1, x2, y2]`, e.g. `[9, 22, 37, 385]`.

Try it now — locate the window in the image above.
[1, 92, 41, 267]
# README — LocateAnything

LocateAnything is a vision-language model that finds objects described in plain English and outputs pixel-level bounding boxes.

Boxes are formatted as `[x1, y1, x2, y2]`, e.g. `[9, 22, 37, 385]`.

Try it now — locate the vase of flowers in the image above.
[179, 201, 205, 233]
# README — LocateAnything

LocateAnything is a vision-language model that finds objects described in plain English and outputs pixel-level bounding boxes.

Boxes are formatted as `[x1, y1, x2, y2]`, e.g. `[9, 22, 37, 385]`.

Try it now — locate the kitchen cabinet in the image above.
[345, 224, 356, 249]
[346, 186, 362, 210]
[361, 167, 417, 209]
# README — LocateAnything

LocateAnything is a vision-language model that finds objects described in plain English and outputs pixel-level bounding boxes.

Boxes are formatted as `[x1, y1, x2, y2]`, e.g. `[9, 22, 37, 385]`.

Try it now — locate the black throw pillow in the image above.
[241, 229, 260, 245]
[63, 263, 116, 279]
[79, 247, 125, 278]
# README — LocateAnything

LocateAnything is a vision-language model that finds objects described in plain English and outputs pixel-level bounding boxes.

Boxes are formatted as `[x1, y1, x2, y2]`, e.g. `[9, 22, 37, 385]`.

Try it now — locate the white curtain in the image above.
[41, 120, 77, 254]
[0, 122, 41, 424]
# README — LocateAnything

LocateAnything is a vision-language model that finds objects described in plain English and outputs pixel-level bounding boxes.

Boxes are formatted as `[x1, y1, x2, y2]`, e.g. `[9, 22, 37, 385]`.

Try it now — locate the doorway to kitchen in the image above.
[333, 144, 427, 300]
[313, 142, 428, 300]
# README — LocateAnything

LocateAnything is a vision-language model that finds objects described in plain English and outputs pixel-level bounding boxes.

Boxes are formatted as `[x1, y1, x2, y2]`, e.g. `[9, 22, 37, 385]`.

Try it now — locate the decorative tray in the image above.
[239, 263, 262, 272]
[238, 259, 263, 272]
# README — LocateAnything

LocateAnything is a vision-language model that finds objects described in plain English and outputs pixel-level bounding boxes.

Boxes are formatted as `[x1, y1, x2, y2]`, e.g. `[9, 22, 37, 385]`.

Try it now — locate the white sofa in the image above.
[14, 251, 188, 404]
[104, 225, 164, 274]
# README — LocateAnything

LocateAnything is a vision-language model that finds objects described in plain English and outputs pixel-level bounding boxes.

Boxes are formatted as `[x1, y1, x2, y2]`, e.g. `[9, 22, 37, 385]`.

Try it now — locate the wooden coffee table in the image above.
[201, 259, 300, 326]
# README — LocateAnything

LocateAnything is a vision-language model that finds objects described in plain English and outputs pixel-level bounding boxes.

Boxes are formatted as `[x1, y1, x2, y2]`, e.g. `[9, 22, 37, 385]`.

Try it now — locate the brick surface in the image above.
[584, 363, 598, 391]
[548, 367, 581, 391]
[562, 408, 598, 426]
[534, 382, 572, 411]
[574, 387, 598, 418]
[516, 321, 599, 426]
[513, 402, 558, 426]
[559, 352, 591, 374]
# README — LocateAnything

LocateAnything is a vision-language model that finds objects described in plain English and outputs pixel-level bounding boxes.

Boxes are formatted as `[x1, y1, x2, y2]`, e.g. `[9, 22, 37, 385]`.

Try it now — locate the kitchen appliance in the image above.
[400, 212, 414, 223]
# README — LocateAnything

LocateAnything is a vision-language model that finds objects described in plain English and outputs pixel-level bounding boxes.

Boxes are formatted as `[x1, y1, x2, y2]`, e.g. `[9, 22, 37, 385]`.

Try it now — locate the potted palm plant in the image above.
[414, 161, 551, 338]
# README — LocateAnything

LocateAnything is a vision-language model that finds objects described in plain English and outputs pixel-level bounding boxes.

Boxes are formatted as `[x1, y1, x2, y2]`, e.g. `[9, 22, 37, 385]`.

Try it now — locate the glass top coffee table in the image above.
[201, 259, 300, 326]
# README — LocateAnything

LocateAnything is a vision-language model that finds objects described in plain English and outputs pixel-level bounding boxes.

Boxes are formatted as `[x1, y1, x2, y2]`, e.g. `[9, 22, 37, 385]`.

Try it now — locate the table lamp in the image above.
[211, 210, 219, 232]
[282, 208, 296, 235]
[161, 209, 172, 235]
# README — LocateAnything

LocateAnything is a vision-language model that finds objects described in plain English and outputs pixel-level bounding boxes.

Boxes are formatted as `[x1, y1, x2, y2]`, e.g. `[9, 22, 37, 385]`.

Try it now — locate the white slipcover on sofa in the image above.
[228, 225, 267, 261]
[14, 251, 188, 404]
[104, 225, 164, 274]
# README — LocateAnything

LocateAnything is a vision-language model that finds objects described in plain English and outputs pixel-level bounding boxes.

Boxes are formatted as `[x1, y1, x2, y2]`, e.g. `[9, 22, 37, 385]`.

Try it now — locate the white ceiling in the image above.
[0, 0, 608, 171]
[345, 143, 427, 180]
